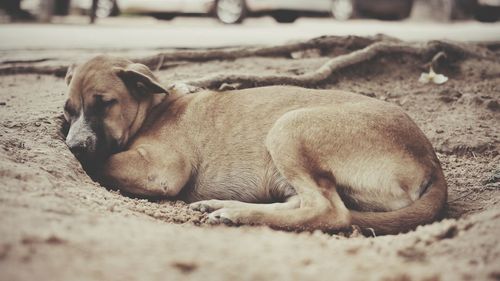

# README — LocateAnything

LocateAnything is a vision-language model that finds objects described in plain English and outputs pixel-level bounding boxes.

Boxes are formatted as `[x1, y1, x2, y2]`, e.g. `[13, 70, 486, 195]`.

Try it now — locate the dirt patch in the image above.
[0, 42, 499, 280]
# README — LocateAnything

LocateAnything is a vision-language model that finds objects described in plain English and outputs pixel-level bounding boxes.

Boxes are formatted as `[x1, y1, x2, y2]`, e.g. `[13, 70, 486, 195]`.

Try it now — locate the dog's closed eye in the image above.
[102, 98, 118, 107]
[94, 95, 118, 109]
[64, 100, 78, 118]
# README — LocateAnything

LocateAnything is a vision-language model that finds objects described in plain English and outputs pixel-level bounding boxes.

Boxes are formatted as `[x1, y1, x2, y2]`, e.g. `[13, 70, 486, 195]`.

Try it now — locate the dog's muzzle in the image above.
[66, 114, 97, 158]
[67, 135, 96, 158]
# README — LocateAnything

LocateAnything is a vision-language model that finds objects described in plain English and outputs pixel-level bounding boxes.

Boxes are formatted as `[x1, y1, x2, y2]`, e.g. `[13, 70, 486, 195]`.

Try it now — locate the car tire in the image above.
[151, 13, 176, 21]
[215, 0, 246, 24]
[272, 11, 299, 23]
[397, 0, 413, 19]
[452, 0, 477, 20]
[475, 5, 500, 22]
[331, 0, 355, 20]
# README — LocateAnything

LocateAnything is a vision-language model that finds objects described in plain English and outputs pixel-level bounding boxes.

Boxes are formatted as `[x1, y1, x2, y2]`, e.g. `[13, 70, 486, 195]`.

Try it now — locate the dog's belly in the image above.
[182, 173, 267, 203]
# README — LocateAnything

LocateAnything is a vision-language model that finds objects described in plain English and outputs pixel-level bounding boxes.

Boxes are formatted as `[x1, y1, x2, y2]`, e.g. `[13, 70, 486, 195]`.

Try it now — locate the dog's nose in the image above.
[67, 142, 87, 157]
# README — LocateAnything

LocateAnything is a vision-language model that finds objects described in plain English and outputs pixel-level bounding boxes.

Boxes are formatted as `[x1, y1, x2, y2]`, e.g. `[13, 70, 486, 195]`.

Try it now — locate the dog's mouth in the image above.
[61, 118, 120, 175]
[70, 142, 117, 177]
[74, 138, 122, 170]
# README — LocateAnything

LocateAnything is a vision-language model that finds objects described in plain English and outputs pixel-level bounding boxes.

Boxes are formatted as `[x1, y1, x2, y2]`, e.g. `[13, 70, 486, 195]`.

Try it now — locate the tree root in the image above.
[0, 35, 491, 91]
[181, 40, 489, 90]
[135, 34, 393, 69]
[0, 35, 387, 77]
[0, 64, 69, 77]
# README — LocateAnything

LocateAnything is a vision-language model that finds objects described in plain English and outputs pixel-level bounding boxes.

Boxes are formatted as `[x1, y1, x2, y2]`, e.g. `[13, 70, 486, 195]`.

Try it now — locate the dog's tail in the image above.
[349, 168, 448, 235]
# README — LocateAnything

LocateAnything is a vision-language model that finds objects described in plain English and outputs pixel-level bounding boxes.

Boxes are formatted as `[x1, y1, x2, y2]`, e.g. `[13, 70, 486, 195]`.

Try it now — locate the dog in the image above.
[63, 55, 447, 234]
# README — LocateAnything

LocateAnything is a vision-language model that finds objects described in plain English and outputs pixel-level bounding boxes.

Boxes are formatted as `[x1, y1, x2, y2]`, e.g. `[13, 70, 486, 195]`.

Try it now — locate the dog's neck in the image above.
[127, 91, 185, 143]
[125, 93, 166, 143]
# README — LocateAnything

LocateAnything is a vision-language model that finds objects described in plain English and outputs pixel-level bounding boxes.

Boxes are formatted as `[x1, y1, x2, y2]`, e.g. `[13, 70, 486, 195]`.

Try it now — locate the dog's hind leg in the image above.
[205, 178, 350, 230]
[189, 196, 300, 214]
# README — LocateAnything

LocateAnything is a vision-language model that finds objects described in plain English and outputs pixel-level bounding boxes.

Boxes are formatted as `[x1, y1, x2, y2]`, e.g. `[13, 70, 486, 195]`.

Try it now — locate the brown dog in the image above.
[64, 55, 447, 234]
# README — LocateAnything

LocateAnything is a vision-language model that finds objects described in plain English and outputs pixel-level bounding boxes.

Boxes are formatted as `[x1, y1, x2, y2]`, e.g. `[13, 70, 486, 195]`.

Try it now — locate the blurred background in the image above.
[0, 0, 499, 49]
[2, 0, 500, 23]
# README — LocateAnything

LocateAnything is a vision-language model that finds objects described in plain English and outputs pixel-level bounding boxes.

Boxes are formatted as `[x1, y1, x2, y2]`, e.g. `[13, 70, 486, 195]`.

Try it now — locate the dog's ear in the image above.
[65, 63, 76, 86]
[113, 63, 168, 98]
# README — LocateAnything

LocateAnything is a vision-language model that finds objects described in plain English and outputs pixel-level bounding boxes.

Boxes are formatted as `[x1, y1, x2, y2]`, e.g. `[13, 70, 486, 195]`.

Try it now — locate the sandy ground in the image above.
[0, 41, 499, 281]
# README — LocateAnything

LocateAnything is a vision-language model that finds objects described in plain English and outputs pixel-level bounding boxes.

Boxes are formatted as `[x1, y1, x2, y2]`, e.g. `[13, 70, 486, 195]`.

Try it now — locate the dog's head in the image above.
[63, 55, 167, 162]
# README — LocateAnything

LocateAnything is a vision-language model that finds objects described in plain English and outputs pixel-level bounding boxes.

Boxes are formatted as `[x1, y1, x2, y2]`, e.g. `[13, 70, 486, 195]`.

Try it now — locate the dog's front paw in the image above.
[207, 209, 237, 226]
[189, 200, 223, 213]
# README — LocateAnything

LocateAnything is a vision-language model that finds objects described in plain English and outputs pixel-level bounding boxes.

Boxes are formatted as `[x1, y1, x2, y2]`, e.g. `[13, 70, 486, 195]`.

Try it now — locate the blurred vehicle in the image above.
[71, 0, 215, 20]
[331, 0, 497, 22]
[71, 0, 416, 23]
[19, 0, 500, 23]
[214, 0, 414, 23]
[475, 0, 500, 21]
[1, 0, 35, 20]
[21, 0, 71, 16]
[413, 0, 497, 22]
[217, 0, 335, 24]
[72, 0, 119, 18]
[331, 0, 414, 21]
[80, 0, 334, 23]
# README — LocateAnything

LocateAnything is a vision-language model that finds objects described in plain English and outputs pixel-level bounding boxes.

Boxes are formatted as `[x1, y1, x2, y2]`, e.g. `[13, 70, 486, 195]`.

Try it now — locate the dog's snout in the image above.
[66, 132, 96, 158]
[65, 113, 98, 157]
[68, 141, 88, 157]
